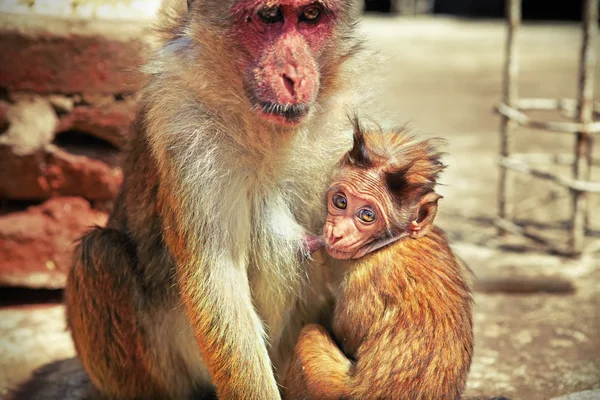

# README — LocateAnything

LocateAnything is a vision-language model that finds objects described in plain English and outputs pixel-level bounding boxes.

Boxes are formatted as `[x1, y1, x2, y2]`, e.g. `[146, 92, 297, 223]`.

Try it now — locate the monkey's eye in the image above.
[257, 6, 283, 24]
[332, 194, 347, 210]
[357, 209, 376, 223]
[300, 5, 322, 23]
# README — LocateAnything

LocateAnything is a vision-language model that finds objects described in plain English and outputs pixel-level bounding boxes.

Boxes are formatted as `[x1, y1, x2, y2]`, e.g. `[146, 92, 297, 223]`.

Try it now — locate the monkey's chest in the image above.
[246, 192, 307, 334]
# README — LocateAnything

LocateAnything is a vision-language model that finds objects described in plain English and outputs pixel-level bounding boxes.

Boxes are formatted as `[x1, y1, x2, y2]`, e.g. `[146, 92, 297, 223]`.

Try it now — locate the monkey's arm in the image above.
[285, 324, 352, 400]
[161, 192, 280, 400]
[285, 310, 418, 399]
[311, 316, 416, 399]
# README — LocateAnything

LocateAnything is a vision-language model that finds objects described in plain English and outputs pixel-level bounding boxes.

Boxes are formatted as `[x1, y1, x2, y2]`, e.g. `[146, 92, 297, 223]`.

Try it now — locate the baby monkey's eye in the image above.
[332, 194, 347, 209]
[357, 208, 376, 223]
[300, 5, 322, 23]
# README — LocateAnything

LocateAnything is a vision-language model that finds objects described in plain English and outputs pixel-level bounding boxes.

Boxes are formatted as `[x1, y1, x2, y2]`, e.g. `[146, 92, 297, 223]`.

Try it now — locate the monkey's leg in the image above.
[65, 227, 213, 400]
[285, 324, 352, 400]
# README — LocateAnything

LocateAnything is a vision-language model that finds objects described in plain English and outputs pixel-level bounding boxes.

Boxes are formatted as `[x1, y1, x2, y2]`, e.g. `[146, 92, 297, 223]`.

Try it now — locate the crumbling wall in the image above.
[0, 12, 151, 288]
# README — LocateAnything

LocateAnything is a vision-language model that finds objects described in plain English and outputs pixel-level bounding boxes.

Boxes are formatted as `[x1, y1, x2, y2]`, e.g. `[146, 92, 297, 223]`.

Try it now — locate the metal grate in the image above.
[495, 0, 600, 256]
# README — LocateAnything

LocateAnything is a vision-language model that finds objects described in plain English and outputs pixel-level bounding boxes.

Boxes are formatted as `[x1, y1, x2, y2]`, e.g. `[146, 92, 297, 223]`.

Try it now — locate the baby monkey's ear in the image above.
[407, 192, 442, 239]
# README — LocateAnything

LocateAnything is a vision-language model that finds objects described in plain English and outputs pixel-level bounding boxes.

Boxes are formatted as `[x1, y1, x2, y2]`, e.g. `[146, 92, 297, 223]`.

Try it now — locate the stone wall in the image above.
[0, 12, 152, 288]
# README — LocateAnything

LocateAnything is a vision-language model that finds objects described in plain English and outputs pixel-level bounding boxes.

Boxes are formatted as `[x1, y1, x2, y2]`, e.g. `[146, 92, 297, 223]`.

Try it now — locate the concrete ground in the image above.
[1, 16, 599, 400]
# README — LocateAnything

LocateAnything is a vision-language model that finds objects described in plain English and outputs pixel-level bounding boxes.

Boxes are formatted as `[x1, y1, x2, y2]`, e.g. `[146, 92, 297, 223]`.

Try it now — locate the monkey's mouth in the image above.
[257, 101, 310, 125]
[325, 245, 355, 260]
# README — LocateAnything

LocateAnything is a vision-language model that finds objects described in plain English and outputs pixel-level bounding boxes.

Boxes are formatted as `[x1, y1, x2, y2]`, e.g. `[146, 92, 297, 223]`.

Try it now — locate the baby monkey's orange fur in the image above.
[286, 121, 473, 400]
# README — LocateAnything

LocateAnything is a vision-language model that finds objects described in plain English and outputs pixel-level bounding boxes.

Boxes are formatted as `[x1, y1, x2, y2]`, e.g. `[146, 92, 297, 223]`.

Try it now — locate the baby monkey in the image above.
[288, 120, 473, 400]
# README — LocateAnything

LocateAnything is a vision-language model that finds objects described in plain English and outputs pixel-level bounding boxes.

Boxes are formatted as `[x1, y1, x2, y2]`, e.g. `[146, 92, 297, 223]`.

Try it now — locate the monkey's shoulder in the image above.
[390, 226, 460, 269]
[343, 226, 469, 304]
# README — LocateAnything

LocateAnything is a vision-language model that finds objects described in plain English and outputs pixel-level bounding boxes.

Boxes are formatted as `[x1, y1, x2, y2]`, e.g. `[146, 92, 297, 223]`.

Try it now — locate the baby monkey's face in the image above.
[324, 185, 387, 260]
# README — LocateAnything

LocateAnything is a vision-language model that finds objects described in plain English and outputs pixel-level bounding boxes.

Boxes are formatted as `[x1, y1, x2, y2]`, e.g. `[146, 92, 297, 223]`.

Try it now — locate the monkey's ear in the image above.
[408, 192, 442, 239]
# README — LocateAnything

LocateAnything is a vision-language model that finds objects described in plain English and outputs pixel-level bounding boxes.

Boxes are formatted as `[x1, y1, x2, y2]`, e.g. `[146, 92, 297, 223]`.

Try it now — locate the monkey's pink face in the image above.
[324, 188, 387, 259]
[233, 0, 339, 126]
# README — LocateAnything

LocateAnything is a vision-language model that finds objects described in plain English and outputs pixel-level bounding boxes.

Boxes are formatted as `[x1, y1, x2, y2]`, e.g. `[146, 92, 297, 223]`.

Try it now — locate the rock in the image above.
[0, 96, 57, 155]
[0, 14, 148, 95]
[0, 0, 161, 21]
[56, 101, 136, 149]
[0, 101, 9, 131]
[0, 144, 123, 201]
[47, 95, 75, 114]
[0, 95, 124, 201]
[551, 390, 600, 400]
[0, 94, 129, 201]
[0, 305, 76, 397]
[81, 93, 117, 107]
[0, 197, 108, 289]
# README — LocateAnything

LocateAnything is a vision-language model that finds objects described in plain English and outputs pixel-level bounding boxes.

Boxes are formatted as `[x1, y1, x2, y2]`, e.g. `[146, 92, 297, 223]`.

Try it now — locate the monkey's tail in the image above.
[7, 358, 101, 400]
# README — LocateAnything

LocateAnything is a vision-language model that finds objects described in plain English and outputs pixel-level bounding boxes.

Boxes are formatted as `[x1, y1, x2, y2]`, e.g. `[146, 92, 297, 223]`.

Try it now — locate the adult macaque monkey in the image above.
[59, 0, 363, 399]
[286, 121, 474, 400]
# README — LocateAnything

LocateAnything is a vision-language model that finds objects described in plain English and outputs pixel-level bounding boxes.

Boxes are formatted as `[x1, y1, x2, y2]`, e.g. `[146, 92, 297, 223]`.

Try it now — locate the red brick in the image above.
[0, 144, 123, 201]
[0, 197, 108, 288]
[0, 14, 149, 94]
[56, 101, 136, 149]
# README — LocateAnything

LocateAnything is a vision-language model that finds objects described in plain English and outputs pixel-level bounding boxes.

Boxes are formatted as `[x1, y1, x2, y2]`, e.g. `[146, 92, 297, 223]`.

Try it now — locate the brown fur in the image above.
[61, 1, 365, 399]
[285, 129, 473, 400]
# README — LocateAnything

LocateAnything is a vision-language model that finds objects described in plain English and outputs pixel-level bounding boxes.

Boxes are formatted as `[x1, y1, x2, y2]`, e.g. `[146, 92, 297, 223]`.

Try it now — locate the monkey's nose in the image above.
[328, 228, 343, 245]
[281, 74, 298, 98]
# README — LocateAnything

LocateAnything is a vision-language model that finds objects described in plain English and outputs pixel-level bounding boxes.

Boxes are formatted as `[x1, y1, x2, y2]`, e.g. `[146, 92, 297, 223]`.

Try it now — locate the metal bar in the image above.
[499, 156, 600, 193]
[495, 217, 600, 257]
[496, 102, 600, 134]
[498, 97, 600, 121]
[493, 218, 574, 256]
[498, 0, 520, 236]
[511, 152, 600, 166]
[571, 0, 598, 254]
[515, 98, 600, 116]
[517, 98, 578, 114]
